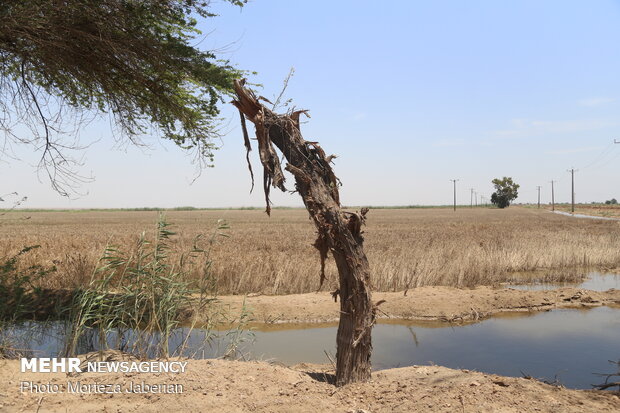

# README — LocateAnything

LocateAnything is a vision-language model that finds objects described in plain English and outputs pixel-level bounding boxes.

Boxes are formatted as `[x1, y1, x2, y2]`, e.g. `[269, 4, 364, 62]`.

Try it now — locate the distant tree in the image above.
[0, 0, 245, 196]
[605, 198, 618, 205]
[490, 177, 519, 208]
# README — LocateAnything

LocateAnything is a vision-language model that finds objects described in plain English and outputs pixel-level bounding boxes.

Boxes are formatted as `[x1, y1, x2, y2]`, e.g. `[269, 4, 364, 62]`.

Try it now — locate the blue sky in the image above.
[3, 0, 620, 208]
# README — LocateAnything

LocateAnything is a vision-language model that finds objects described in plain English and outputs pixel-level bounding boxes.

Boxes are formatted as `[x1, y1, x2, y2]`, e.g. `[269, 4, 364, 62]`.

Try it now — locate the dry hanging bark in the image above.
[232, 79, 378, 386]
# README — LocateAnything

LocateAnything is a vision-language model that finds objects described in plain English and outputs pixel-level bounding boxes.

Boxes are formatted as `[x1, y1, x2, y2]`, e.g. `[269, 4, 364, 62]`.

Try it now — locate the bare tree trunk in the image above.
[232, 79, 376, 386]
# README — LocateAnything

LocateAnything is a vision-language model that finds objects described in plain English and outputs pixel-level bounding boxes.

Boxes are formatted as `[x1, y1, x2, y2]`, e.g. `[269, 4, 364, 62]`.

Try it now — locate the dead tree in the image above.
[232, 79, 377, 386]
[593, 360, 620, 392]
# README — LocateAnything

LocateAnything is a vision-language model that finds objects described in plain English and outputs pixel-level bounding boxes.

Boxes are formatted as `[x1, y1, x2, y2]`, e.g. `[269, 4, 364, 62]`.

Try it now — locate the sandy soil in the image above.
[1, 355, 618, 413]
[210, 286, 620, 326]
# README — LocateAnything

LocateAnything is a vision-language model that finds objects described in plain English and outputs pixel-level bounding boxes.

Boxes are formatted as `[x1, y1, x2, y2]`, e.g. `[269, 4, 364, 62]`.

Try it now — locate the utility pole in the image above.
[450, 179, 459, 211]
[469, 188, 474, 208]
[568, 168, 577, 213]
[536, 186, 541, 209]
[550, 180, 555, 211]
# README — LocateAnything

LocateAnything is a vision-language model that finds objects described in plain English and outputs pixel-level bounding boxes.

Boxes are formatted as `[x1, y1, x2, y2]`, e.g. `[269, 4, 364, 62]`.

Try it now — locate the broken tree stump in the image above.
[232, 79, 376, 386]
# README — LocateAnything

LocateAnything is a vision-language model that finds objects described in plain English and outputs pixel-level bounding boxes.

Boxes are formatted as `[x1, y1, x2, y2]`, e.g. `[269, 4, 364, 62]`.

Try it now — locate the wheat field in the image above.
[1, 207, 620, 295]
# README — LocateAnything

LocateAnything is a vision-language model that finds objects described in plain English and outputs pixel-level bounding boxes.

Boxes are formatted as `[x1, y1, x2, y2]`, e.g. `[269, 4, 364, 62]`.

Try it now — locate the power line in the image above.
[580, 143, 615, 170]
[550, 180, 555, 211]
[480, 194, 486, 207]
[589, 149, 620, 172]
[450, 179, 459, 211]
[567, 168, 578, 213]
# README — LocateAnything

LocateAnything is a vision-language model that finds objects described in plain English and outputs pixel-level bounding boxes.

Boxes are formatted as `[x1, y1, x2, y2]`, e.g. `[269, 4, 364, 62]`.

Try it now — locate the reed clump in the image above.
[64, 215, 228, 358]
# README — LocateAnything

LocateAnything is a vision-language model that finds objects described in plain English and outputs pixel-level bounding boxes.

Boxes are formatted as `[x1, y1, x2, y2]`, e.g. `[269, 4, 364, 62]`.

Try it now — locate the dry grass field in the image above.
[1, 207, 620, 295]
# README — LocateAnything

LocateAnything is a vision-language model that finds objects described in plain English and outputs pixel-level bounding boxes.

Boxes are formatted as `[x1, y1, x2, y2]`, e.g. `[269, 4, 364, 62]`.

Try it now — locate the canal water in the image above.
[5, 306, 619, 390]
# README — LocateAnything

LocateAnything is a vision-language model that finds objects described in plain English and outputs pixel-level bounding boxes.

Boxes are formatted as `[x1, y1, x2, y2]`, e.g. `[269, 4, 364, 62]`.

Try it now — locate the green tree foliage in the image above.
[0, 0, 245, 195]
[605, 198, 618, 205]
[490, 177, 519, 208]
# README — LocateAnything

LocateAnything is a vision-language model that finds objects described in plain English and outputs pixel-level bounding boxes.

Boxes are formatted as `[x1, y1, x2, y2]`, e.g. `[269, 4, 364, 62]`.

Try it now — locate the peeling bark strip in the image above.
[232, 79, 376, 386]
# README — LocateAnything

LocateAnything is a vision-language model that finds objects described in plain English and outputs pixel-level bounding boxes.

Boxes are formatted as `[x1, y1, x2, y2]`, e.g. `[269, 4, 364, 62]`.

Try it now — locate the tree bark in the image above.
[232, 79, 376, 386]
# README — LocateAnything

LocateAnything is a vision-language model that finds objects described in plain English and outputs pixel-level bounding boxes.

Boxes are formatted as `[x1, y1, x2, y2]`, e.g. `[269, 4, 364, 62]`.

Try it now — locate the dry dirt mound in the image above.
[210, 286, 620, 326]
[1, 358, 618, 412]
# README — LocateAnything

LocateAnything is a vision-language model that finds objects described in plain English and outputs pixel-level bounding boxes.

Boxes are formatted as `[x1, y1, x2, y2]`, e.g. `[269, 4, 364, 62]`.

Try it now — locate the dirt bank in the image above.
[1, 356, 618, 413]
[210, 286, 620, 326]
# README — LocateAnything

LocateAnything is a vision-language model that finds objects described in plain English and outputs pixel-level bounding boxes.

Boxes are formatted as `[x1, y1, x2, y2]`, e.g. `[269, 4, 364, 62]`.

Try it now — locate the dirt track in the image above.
[210, 286, 620, 326]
